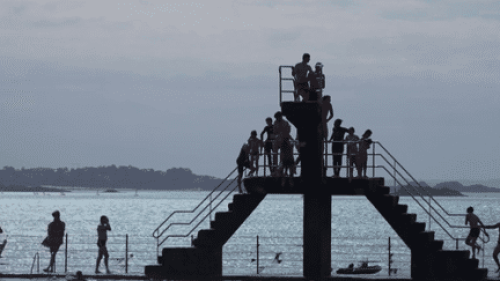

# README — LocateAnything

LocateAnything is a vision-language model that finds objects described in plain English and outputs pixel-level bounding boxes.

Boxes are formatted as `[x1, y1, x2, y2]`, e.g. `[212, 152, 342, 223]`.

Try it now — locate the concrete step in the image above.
[417, 231, 435, 242]
[375, 186, 391, 195]
[395, 204, 408, 214]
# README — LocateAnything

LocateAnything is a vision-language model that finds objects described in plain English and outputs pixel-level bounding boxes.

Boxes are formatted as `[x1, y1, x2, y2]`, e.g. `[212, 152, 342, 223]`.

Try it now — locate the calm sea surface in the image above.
[1, 190, 500, 279]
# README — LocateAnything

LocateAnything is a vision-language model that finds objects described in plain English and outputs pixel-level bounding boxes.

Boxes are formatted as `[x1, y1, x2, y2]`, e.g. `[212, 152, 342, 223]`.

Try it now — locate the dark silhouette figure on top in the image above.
[330, 119, 348, 178]
[321, 95, 334, 141]
[465, 207, 487, 259]
[260, 117, 274, 174]
[248, 130, 263, 177]
[96, 215, 112, 274]
[292, 53, 313, 102]
[479, 221, 500, 273]
[44, 210, 65, 273]
[308, 62, 325, 103]
[272, 111, 291, 176]
[344, 127, 360, 178]
[357, 130, 373, 178]
[236, 143, 253, 193]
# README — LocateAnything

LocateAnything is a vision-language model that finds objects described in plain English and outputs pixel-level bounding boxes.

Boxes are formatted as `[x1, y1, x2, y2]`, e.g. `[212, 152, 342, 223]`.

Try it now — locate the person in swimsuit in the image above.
[330, 119, 348, 178]
[357, 130, 373, 178]
[248, 130, 263, 176]
[236, 143, 253, 193]
[480, 221, 499, 273]
[96, 215, 111, 274]
[465, 206, 486, 259]
[292, 53, 313, 102]
[260, 117, 274, 174]
[44, 211, 65, 273]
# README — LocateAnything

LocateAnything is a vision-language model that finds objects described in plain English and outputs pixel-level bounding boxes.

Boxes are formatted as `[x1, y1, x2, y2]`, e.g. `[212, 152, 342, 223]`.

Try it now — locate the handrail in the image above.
[157, 175, 239, 247]
[30, 252, 39, 274]
[152, 167, 238, 238]
[279, 65, 294, 104]
[159, 177, 240, 246]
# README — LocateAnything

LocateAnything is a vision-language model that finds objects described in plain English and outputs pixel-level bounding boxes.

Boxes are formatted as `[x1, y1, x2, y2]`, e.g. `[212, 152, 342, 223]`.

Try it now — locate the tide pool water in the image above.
[0, 190, 499, 278]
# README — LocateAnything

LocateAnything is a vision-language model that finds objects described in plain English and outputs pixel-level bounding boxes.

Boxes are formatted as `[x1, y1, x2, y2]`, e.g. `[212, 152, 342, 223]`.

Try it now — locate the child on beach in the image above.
[357, 130, 373, 178]
[344, 127, 360, 178]
[248, 130, 263, 176]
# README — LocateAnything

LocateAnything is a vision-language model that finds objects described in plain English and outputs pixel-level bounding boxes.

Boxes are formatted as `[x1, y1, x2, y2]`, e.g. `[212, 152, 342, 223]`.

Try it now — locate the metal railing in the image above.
[152, 167, 240, 252]
[279, 65, 295, 104]
[30, 252, 39, 274]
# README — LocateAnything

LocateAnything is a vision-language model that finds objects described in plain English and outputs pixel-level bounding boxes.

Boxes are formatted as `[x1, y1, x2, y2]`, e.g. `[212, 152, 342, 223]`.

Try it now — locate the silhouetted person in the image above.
[0, 227, 6, 258]
[292, 53, 313, 102]
[279, 136, 296, 178]
[465, 207, 486, 259]
[321, 95, 334, 141]
[294, 131, 301, 169]
[96, 215, 112, 274]
[272, 111, 291, 175]
[308, 62, 325, 103]
[67, 271, 86, 281]
[44, 210, 65, 273]
[248, 130, 263, 177]
[330, 119, 348, 178]
[480, 221, 499, 272]
[344, 127, 359, 178]
[260, 117, 274, 174]
[357, 130, 373, 178]
[236, 143, 253, 193]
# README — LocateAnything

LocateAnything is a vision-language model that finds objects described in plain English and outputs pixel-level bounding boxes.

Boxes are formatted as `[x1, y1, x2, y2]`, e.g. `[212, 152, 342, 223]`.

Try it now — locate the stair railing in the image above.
[279, 65, 295, 104]
[30, 252, 39, 274]
[153, 167, 240, 252]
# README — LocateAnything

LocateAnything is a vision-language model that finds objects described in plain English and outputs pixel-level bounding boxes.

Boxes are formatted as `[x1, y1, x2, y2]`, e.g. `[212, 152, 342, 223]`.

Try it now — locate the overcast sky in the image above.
[0, 0, 499, 183]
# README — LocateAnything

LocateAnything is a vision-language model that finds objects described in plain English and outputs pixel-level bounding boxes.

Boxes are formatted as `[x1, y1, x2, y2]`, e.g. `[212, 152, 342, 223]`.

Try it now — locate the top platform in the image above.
[244, 177, 385, 195]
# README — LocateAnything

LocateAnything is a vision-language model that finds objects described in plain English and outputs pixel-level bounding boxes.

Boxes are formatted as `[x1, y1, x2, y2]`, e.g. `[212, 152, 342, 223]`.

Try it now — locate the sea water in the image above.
[0, 191, 499, 278]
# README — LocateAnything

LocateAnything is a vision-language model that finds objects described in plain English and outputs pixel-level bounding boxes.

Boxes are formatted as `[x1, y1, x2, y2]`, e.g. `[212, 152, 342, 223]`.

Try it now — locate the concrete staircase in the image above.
[365, 184, 488, 281]
[145, 193, 266, 279]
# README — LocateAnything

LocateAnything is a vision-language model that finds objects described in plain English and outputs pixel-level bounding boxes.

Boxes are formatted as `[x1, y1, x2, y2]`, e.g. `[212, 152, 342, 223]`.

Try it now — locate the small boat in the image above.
[336, 261, 382, 275]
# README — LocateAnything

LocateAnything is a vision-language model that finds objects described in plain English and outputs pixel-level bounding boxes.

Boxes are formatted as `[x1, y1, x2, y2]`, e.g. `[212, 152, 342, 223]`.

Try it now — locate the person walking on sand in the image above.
[465, 207, 487, 259]
[43, 211, 65, 273]
[260, 117, 274, 174]
[292, 53, 313, 102]
[96, 215, 112, 274]
[480, 221, 500, 273]
[330, 119, 348, 178]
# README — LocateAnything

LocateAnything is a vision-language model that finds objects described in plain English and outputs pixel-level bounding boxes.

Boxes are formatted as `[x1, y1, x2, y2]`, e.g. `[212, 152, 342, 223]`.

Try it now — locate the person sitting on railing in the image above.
[236, 143, 254, 193]
[465, 206, 488, 259]
[479, 221, 499, 273]
[357, 130, 373, 178]
[292, 53, 313, 102]
[330, 119, 348, 178]
[260, 117, 274, 174]
[344, 127, 360, 178]
[248, 130, 264, 177]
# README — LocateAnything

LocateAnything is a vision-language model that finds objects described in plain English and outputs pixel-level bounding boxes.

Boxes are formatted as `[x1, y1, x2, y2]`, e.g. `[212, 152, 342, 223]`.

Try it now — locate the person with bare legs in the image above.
[344, 127, 360, 178]
[279, 135, 296, 178]
[308, 62, 325, 103]
[465, 207, 487, 259]
[96, 215, 111, 274]
[236, 143, 254, 193]
[357, 130, 373, 178]
[292, 53, 313, 102]
[330, 119, 348, 178]
[260, 117, 274, 174]
[272, 111, 291, 176]
[43, 211, 65, 273]
[321, 96, 334, 141]
[480, 221, 499, 273]
[248, 130, 263, 177]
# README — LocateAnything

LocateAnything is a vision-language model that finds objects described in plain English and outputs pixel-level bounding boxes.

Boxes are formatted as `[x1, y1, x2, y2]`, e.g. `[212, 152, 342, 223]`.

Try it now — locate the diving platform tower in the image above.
[145, 66, 488, 281]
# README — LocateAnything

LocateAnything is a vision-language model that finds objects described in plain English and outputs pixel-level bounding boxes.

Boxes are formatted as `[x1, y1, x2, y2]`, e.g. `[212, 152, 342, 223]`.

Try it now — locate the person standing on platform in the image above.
[330, 119, 348, 178]
[279, 135, 296, 178]
[344, 127, 360, 178]
[272, 111, 291, 176]
[308, 62, 326, 103]
[260, 117, 274, 174]
[321, 95, 334, 141]
[292, 53, 313, 102]
[357, 130, 373, 178]
[43, 211, 65, 273]
[236, 143, 253, 193]
[248, 130, 263, 177]
[96, 215, 112, 274]
[480, 221, 500, 273]
[465, 207, 487, 259]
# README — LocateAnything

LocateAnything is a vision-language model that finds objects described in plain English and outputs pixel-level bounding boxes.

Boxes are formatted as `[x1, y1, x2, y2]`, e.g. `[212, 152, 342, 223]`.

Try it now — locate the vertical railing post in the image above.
[126, 234, 129, 274]
[393, 159, 397, 187]
[256, 235, 260, 274]
[429, 196, 432, 230]
[372, 141, 375, 178]
[456, 238, 459, 250]
[263, 151, 266, 177]
[324, 140, 328, 177]
[209, 193, 213, 222]
[65, 233, 68, 273]
[279, 67, 282, 104]
[37, 253, 39, 273]
[388, 237, 391, 276]
[191, 235, 194, 247]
